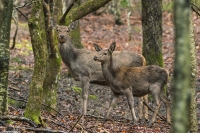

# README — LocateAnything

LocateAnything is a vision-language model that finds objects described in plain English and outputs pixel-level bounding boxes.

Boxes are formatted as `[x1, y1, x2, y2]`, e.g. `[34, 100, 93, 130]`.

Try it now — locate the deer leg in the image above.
[160, 93, 171, 124]
[149, 84, 161, 126]
[105, 92, 119, 119]
[138, 95, 149, 121]
[81, 76, 90, 115]
[143, 95, 149, 121]
[124, 88, 138, 124]
[138, 97, 143, 120]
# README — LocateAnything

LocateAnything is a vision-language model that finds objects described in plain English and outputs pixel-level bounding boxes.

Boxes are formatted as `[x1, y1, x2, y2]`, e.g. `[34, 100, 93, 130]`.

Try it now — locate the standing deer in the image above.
[93, 42, 171, 125]
[51, 19, 148, 120]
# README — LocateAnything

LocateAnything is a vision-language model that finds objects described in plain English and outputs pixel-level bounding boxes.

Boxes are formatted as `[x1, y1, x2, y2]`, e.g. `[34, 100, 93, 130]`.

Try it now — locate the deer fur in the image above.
[94, 42, 171, 125]
[51, 20, 148, 119]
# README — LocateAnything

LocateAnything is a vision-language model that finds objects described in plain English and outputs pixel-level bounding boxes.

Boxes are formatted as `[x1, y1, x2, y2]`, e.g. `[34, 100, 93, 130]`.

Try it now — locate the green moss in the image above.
[72, 86, 82, 94]
[8, 98, 24, 108]
[6, 120, 13, 124]
[69, 27, 84, 49]
[162, 1, 173, 12]
[88, 95, 97, 100]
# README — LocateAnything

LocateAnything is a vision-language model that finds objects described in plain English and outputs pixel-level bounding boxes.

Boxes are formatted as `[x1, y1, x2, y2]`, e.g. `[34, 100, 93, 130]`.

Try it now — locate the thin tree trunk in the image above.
[189, 8, 198, 133]
[142, 0, 164, 67]
[24, 0, 47, 124]
[0, 0, 13, 114]
[42, 0, 62, 111]
[172, 0, 191, 132]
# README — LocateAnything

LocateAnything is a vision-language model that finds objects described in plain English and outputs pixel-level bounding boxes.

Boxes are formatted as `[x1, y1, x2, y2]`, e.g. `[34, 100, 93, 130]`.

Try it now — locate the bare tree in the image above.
[0, 0, 13, 114]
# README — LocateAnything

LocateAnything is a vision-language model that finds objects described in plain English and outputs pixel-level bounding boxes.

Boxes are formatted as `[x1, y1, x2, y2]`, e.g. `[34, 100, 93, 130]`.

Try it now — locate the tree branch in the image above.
[190, 2, 200, 17]
[10, 12, 18, 49]
[63, 0, 112, 25]
[60, 0, 78, 24]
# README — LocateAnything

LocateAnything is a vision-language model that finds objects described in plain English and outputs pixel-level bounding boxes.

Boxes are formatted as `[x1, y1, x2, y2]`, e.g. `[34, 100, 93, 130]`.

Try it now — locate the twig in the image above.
[192, 6, 200, 16]
[68, 114, 83, 132]
[15, 8, 28, 20]
[143, 101, 166, 121]
[60, 0, 78, 24]
[9, 85, 20, 91]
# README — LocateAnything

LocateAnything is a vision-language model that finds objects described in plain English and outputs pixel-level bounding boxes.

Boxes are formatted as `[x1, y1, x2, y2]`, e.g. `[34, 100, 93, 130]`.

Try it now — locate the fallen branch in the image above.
[0, 116, 38, 127]
[68, 114, 83, 132]
[25, 127, 67, 133]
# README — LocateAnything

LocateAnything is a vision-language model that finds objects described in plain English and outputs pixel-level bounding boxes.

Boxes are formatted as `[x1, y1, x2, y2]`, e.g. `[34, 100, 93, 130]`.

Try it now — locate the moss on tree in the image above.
[0, 0, 13, 114]
[24, 0, 47, 124]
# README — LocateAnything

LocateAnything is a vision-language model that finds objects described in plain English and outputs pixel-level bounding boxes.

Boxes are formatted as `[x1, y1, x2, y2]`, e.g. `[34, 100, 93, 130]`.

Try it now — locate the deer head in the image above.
[93, 42, 116, 63]
[50, 19, 78, 43]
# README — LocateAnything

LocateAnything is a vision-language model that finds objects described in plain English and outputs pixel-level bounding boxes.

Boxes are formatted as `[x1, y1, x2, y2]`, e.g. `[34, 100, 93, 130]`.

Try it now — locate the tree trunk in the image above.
[142, 0, 164, 67]
[24, 0, 47, 124]
[42, 0, 62, 111]
[0, 0, 13, 114]
[172, 0, 191, 132]
[189, 8, 198, 133]
[108, 0, 123, 25]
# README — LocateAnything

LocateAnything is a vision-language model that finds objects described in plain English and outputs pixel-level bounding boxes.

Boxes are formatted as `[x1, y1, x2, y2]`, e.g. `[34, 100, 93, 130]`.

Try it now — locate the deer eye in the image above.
[104, 52, 107, 55]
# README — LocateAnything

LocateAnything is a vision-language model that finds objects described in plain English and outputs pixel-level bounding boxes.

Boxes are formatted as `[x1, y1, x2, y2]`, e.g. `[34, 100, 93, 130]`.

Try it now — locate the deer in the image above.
[50, 19, 148, 120]
[93, 42, 171, 125]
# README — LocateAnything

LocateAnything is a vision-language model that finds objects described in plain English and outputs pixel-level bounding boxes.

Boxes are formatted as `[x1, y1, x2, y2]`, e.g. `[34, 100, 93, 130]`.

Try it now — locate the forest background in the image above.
[1, 0, 200, 132]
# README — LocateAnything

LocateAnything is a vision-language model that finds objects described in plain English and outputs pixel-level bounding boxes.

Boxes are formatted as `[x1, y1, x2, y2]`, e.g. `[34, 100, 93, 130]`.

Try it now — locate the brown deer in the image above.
[93, 42, 171, 125]
[51, 20, 148, 119]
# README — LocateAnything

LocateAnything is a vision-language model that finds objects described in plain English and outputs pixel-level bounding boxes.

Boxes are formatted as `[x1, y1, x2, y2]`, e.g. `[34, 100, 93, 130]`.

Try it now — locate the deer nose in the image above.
[59, 35, 65, 39]
[94, 56, 97, 61]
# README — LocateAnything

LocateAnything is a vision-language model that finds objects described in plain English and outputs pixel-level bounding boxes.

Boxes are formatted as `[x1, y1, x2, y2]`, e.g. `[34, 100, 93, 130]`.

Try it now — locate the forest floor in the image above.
[3, 9, 200, 133]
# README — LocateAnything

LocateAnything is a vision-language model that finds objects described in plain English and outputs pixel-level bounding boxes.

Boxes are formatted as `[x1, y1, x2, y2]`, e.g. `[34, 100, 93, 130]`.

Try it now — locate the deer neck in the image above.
[59, 41, 78, 69]
[101, 55, 115, 83]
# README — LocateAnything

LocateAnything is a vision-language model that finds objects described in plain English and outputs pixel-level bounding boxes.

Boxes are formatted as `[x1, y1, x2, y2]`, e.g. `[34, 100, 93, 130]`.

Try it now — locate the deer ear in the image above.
[69, 20, 78, 31]
[109, 42, 116, 53]
[94, 43, 102, 52]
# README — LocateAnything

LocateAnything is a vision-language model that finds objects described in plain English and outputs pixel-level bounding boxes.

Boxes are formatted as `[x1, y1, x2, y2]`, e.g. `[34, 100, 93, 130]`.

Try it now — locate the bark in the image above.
[189, 9, 198, 133]
[24, 1, 47, 124]
[42, 0, 62, 111]
[0, 0, 13, 114]
[142, 0, 164, 67]
[172, 0, 191, 132]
